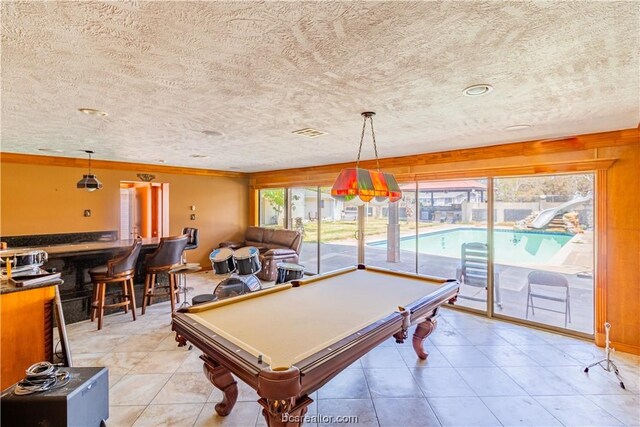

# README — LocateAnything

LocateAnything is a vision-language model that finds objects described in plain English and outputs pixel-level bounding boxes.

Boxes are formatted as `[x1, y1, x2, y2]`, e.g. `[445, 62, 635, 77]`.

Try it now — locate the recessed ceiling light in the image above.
[462, 84, 493, 97]
[38, 148, 63, 153]
[157, 160, 166, 163]
[190, 154, 209, 158]
[201, 130, 223, 137]
[292, 128, 327, 138]
[229, 167, 240, 170]
[504, 124, 532, 131]
[78, 108, 108, 117]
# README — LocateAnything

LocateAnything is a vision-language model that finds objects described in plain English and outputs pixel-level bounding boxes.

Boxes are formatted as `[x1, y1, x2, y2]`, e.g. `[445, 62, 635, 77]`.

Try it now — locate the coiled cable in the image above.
[13, 362, 70, 396]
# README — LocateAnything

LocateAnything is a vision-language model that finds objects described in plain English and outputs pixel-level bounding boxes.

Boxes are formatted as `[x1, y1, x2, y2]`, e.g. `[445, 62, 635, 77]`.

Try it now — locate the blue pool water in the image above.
[368, 228, 573, 264]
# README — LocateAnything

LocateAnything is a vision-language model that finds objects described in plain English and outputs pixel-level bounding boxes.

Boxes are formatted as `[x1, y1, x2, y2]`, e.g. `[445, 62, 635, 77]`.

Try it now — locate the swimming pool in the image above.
[368, 228, 573, 264]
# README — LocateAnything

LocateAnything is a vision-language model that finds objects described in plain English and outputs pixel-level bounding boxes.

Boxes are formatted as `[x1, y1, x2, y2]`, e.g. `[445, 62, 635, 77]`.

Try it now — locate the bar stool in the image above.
[182, 227, 199, 258]
[89, 238, 142, 331]
[177, 227, 199, 300]
[169, 262, 202, 309]
[142, 234, 188, 314]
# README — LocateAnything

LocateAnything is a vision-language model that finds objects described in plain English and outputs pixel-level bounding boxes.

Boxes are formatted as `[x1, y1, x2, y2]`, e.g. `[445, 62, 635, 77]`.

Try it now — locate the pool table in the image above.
[172, 264, 459, 426]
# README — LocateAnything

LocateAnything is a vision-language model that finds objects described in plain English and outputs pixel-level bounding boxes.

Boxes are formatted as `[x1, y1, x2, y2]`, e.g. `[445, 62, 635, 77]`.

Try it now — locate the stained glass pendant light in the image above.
[76, 150, 103, 191]
[331, 112, 402, 205]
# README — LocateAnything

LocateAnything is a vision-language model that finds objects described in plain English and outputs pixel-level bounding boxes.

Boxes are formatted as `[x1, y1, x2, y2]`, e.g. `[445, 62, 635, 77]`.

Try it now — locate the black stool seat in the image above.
[192, 294, 217, 305]
[88, 265, 108, 275]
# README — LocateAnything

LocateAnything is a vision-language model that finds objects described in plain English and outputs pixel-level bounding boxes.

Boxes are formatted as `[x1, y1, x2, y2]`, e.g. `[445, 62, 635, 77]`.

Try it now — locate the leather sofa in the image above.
[219, 226, 302, 281]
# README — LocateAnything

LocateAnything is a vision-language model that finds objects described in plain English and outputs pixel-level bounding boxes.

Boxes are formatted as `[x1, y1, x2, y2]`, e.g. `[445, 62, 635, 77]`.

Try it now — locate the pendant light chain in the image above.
[369, 116, 380, 172]
[355, 115, 367, 169]
[355, 113, 381, 171]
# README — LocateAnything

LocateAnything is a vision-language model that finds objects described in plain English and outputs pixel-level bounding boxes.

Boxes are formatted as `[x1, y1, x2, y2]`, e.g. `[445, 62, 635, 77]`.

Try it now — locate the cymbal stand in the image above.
[583, 322, 625, 389]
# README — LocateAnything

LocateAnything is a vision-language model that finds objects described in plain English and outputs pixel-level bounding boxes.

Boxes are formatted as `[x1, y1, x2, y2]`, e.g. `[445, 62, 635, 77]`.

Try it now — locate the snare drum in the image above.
[234, 246, 261, 276]
[275, 262, 305, 284]
[209, 247, 236, 275]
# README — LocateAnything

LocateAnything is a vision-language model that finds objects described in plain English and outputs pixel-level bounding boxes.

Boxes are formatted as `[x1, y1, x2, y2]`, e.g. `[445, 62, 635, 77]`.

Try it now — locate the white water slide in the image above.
[530, 195, 593, 229]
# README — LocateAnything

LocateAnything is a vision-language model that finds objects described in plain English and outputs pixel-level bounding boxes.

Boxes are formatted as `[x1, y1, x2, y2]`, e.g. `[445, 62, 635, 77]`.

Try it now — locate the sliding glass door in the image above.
[258, 174, 596, 335]
[493, 174, 594, 333]
[287, 187, 319, 274]
[319, 187, 358, 273]
[364, 185, 417, 273]
[417, 180, 490, 312]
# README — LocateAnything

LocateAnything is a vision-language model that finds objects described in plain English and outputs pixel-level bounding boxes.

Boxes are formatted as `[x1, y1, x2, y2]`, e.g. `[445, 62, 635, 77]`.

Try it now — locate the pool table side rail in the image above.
[356, 264, 456, 285]
[172, 313, 264, 388]
[186, 282, 294, 313]
[296, 283, 458, 395]
[289, 265, 358, 286]
[402, 279, 459, 318]
[290, 264, 453, 288]
[293, 278, 459, 372]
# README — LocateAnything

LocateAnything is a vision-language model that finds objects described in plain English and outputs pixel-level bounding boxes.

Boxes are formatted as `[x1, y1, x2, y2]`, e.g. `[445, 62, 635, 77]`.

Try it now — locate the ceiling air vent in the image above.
[292, 128, 327, 138]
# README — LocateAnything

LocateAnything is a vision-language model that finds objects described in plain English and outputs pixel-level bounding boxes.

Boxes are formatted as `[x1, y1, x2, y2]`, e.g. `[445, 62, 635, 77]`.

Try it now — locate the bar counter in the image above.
[7, 237, 162, 323]
[39, 237, 161, 257]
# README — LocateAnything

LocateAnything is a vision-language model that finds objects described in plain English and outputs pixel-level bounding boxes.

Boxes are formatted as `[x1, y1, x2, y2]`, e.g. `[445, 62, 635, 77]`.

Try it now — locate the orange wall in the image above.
[0, 162, 249, 266]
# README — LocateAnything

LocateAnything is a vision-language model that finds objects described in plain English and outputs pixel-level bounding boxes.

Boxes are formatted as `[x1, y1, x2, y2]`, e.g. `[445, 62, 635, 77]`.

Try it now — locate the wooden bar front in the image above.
[0, 283, 57, 389]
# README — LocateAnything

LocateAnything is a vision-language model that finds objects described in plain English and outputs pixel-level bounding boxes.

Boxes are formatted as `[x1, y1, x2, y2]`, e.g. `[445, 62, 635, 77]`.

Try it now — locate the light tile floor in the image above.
[67, 271, 640, 427]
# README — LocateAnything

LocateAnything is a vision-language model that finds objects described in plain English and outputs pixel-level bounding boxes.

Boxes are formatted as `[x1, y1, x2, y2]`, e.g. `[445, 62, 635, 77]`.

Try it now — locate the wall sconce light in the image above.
[137, 173, 156, 182]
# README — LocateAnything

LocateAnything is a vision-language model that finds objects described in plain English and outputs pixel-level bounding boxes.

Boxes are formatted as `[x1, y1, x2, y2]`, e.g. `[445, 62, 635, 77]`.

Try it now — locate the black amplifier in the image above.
[1, 367, 109, 427]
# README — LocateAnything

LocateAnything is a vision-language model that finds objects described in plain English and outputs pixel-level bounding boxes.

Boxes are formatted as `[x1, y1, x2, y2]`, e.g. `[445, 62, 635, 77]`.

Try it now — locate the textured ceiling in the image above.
[1, 1, 638, 172]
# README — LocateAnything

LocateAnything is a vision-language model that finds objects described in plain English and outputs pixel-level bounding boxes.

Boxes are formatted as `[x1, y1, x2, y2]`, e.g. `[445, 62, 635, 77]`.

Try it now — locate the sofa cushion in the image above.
[245, 226, 264, 243]
[267, 229, 300, 249]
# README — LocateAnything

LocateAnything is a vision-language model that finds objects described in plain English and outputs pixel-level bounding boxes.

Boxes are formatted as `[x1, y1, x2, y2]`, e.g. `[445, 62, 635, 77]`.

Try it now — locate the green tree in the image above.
[262, 189, 285, 223]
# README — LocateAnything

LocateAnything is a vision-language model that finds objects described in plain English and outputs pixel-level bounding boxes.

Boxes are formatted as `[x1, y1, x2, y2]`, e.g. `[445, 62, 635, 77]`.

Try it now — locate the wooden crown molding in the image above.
[0, 152, 247, 179]
[249, 128, 638, 187]
[249, 159, 617, 189]
[2, 128, 637, 182]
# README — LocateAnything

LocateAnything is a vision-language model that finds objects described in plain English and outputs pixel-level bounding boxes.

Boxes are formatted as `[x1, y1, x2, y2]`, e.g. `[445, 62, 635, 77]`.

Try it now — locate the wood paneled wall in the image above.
[248, 128, 640, 354]
[1, 284, 56, 389]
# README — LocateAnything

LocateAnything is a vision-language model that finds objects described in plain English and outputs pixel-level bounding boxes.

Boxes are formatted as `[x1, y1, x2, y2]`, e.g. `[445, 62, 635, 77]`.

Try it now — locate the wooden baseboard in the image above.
[595, 332, 640, 355]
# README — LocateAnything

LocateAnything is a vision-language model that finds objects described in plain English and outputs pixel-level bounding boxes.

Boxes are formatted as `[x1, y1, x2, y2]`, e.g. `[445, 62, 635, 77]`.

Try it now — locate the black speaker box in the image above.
[1, 367, 109, 427]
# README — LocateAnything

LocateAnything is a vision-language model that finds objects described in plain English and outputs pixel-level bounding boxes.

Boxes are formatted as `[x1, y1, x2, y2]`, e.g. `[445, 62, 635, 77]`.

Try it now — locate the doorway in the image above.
[119, 181, 169, 240]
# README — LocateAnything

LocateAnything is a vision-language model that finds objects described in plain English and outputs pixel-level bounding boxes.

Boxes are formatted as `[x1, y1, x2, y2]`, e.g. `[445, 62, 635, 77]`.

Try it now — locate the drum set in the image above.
[209, 246, 262, 299]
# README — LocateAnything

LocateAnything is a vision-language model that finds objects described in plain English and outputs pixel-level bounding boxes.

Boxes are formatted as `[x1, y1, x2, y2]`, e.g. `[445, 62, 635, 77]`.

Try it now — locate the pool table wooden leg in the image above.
[201, 355, 238, 416]
[257, 367, 310, 426]
[412, 317, 437, 360]
[258, 395, 312, 427]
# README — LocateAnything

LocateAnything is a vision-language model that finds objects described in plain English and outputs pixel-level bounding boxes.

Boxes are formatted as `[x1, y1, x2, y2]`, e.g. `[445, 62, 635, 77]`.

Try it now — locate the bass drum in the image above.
[209, 247, 236, 275]
[234, 246, 261, 276]
[213, 275, 261, 300]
